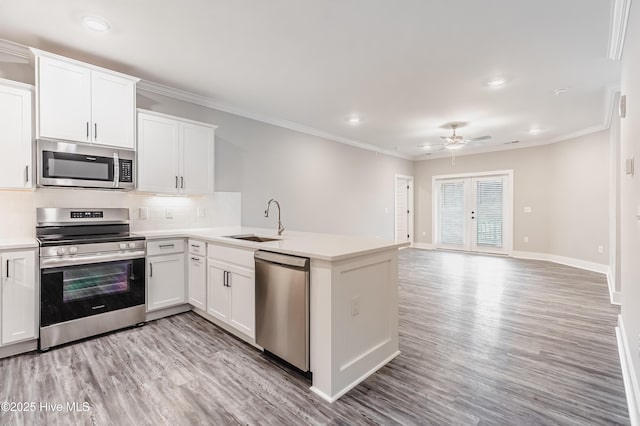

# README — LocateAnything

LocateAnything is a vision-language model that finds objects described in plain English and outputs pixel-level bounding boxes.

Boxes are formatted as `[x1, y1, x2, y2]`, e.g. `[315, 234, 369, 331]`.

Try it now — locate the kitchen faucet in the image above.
[264, 199, 285, 236]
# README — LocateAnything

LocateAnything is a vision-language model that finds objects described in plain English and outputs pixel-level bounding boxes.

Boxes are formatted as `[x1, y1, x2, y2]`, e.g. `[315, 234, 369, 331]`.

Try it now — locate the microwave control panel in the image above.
[119, 160, 133, 183]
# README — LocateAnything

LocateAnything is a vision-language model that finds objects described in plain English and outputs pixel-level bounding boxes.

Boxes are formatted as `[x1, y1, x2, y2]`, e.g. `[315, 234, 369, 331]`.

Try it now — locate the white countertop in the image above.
[0, 238, 39, 251]
[133, 227, 408, 261]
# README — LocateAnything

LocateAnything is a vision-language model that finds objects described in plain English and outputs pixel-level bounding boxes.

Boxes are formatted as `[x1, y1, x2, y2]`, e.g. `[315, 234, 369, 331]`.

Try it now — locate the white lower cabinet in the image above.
[1, 249, 37, 346]
[147, 245, 186, 312]
[207, 251, 255, 340]
[188, 240, 207, 311]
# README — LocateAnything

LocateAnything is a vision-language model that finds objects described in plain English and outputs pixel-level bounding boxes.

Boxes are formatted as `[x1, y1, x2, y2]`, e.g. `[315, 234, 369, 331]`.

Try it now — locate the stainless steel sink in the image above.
[224, 234, 281, 243]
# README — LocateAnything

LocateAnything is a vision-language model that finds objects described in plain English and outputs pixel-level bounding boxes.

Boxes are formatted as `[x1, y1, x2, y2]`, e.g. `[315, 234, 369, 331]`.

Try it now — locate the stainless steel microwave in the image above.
[37, 139, 135, 190]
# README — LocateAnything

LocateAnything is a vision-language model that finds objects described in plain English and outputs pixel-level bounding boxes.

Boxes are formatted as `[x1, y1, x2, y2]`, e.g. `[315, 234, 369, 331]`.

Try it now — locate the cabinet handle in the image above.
[175, 176, 178, 189]
[149, 263, 153, 277]
[191, 257, 200, 262]
[223, 270, 228, 287]
[25, 165, 29, 183]
[86, 122, 89, 139]
[227, 271, 231, 287]
[5, 260, 9, 278]
[159, 244, 174, 249]
[181, 176, 184, 189]
[94, 123, 98, 140]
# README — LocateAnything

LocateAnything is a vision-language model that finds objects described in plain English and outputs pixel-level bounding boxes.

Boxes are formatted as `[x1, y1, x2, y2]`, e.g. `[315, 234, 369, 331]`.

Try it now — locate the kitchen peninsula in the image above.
[137, 227, 408, 402]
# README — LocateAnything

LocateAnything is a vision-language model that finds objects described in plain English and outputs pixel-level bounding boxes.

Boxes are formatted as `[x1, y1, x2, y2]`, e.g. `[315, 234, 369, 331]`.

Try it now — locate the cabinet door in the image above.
[137, 112, 180, 194]
[91, 71, 136, 149]
[188, 255, 206, 310]
[147, 253, 185, 312]
[1, 250, 36, 345]
[0, 83, 32, 189]
[37, 56, 91, 142]
[228, 265, 255, 339]
[207, 261, 230, 322]
[180, 122, 214, 195]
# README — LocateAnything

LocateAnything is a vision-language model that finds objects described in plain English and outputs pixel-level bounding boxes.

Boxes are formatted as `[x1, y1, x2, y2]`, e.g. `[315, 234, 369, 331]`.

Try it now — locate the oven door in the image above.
[40, 258, 145, 327]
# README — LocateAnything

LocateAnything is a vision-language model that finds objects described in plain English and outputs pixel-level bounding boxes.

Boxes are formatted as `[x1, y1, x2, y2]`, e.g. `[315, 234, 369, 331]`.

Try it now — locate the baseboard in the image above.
[310, 350, 401, 403]
[412, 243, 434, 250]
[617, 315, 640, 425]
[608, 271, 622, 305]
[512, 251, 608, 274]
[145, 304, 191, 322]
[0, 339, 37, 359]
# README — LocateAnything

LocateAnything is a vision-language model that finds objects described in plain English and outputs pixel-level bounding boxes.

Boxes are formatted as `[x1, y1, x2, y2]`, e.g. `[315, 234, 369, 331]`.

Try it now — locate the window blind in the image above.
[475, 179, 503, 247]
[439, 182, 465, 245]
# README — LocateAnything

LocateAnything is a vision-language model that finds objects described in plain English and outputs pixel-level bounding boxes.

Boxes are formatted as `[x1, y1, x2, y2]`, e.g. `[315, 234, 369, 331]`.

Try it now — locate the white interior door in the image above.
[435, 174, 511, 254]
[395, 175, 414, 242]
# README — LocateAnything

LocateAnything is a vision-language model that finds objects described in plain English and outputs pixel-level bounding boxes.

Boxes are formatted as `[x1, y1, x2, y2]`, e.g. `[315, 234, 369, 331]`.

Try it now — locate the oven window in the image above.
[63, 262, 131, 302]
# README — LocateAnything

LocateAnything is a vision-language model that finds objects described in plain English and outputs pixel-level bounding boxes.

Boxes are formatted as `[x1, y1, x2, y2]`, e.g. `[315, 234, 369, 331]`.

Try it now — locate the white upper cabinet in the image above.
[90, 71, 136, 149]
[0, 79, 33, 189]
[180, 122, 215, 195]
[33, 50, 139, 149]
[137, 112, 180, 193]
[137, 109, 216, 195]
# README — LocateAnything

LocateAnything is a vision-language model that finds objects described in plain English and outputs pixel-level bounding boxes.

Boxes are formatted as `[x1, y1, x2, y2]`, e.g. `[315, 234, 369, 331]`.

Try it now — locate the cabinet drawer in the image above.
[207, 244, 255, 269]
[147, 239, 185, 256]
[188, 239, 206, 256]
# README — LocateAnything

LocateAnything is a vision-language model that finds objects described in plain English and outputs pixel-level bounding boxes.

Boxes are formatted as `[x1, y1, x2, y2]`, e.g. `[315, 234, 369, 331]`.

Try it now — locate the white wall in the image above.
[0, 189, 241, 238]
[414, 130, 610, 264]
[137, 91, 414, 240]
[619, 1, 640, 421]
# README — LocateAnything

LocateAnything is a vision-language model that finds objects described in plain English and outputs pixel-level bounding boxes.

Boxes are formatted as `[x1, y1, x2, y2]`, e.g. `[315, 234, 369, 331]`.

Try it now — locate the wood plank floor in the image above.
[0, 249, 629, 425]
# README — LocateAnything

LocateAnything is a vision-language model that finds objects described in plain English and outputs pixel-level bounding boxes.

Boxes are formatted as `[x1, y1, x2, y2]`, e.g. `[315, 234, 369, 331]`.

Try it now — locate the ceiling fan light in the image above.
[445, 144, 463, 150]
[83, 15, 111, 32]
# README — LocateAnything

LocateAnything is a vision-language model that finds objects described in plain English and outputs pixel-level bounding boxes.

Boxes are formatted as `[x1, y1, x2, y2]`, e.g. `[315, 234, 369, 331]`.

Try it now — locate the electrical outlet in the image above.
[351, 296, 361, 317]
[422, 231, 426, 237]
[598, 245, 604, 253]
[523, 236, 529, 243]
[524, 206, 532, 213]
[384, 207, 388, 214]
[138, 207, 148, 220]
[165, 208, 174, 219]
[197, 207, 207, 217]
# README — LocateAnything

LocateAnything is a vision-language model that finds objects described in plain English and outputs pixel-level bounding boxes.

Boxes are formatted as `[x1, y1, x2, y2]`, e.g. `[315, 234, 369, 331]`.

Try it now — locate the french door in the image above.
[435, 174, 512, 254]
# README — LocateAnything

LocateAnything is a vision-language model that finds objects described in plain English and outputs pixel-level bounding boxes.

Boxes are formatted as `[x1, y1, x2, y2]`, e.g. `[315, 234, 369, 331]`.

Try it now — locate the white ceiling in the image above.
[0, 0, 621, 159]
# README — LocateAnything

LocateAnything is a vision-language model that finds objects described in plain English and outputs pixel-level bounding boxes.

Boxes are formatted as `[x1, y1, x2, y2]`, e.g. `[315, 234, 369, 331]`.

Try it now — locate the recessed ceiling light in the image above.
[486, 77, 507, 88]
[346, 116, 361, 125]
[83, 16, 110, 32]
[554, 88, 570, 95]
[528, 127, 542, 135]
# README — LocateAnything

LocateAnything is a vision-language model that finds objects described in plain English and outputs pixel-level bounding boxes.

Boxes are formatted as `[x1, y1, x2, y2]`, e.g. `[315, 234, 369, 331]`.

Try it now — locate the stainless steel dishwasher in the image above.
[255, 250, 310, 372]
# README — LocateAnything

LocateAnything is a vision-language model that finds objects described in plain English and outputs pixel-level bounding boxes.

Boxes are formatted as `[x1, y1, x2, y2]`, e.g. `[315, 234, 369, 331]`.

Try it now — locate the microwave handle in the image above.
[113, 153, 120, 188]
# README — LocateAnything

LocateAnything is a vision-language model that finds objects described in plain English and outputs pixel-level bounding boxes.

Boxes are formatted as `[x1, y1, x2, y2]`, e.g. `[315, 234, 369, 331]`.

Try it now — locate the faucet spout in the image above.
[264, 199, 285, 236]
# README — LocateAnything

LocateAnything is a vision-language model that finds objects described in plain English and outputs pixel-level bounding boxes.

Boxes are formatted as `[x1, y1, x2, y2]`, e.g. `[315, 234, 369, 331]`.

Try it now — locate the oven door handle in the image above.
[40, 250, 146, 269]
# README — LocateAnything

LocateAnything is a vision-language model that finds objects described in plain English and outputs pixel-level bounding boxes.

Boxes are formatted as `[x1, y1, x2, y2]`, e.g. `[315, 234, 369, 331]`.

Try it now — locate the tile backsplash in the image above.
[0, 189, 241, 238]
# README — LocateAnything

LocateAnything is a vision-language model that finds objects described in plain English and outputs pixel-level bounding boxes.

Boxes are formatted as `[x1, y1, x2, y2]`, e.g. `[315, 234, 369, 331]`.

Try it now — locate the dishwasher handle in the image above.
[255, 250, 309, 269]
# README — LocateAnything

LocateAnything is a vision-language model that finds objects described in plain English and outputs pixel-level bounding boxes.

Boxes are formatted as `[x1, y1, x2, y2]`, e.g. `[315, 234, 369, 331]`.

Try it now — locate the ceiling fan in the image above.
[438, 122, 491, 151]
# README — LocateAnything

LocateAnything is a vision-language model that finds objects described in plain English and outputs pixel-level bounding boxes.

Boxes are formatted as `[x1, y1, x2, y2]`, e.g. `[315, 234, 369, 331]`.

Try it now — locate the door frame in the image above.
[432, 170, 514, 255]
[394, 174, 414, 244]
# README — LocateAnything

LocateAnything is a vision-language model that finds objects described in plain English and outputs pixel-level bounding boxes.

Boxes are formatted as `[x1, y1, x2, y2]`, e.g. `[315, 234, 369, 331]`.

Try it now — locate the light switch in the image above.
[523, 206, 532, 213]
[165, 208, 174, 219]
[197, 207, 207, 217]
[524, 236, 529, 243]
[139, 207, 148, 220]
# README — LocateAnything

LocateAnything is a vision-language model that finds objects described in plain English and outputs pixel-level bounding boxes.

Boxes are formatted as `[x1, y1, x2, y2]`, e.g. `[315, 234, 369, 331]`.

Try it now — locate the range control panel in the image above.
[70, 211, 104, 219]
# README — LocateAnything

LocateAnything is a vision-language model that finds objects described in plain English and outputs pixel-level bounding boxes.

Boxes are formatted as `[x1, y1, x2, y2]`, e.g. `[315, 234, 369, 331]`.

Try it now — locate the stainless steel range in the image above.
[37, 208, 146, 350]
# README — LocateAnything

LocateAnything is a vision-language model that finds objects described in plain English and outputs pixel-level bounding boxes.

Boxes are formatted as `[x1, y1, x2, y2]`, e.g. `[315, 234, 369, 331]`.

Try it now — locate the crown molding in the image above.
[608, 0, 632, 60]
[137, 80, 413, 161]
[0, 39, 29, 63]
